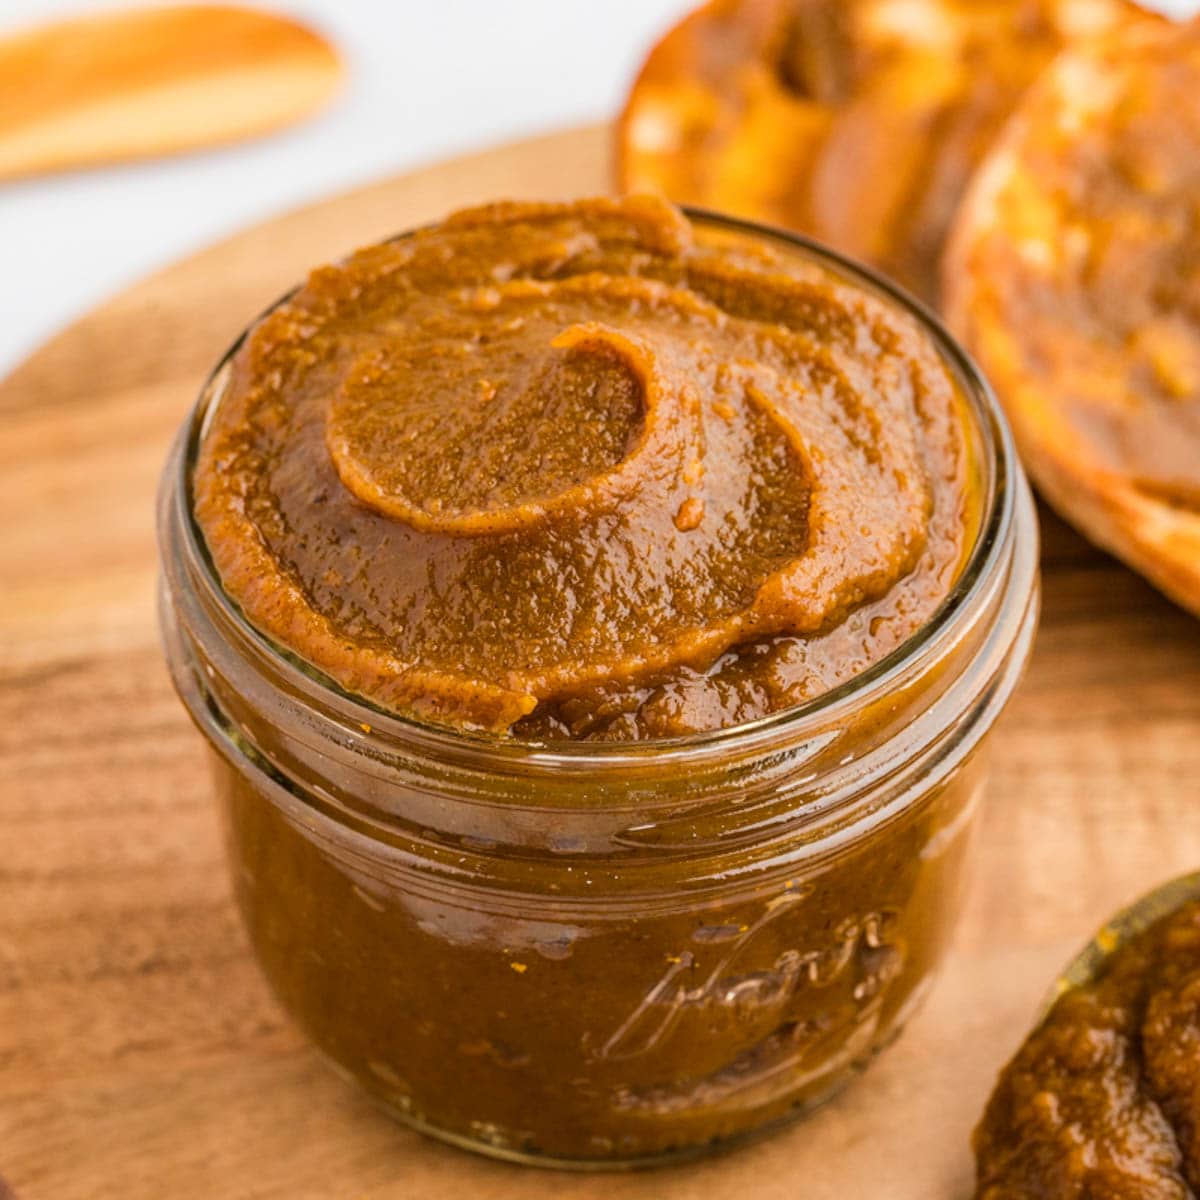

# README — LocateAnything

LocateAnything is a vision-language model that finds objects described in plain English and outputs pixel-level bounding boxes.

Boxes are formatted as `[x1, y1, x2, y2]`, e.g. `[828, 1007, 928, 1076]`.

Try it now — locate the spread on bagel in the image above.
[617, 0, 1148, 302]
[944, 16, 1200, 617]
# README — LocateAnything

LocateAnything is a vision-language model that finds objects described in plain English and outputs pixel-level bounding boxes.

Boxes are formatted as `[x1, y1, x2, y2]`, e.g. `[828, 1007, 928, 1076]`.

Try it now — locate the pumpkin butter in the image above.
[194, 197, 976, 738]
[976, 900, 1200, 1199]
[162, 198, 1038, 1167]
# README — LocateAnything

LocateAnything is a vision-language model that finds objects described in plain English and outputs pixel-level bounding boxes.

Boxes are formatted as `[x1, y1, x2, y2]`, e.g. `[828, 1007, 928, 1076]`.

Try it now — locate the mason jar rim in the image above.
[167, 204, 1024, 776]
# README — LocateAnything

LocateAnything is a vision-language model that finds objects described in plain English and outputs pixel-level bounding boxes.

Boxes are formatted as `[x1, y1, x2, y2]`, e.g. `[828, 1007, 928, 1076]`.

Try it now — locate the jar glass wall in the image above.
[158, 213, 1039, 1169]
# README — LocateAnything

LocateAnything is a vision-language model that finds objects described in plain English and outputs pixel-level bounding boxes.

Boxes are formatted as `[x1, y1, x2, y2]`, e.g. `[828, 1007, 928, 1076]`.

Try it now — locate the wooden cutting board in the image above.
[2, 124, 1198, 1200]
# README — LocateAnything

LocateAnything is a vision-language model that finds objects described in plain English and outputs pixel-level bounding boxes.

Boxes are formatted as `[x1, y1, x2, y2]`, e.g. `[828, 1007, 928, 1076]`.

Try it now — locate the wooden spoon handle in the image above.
[0, 4, 342, 182]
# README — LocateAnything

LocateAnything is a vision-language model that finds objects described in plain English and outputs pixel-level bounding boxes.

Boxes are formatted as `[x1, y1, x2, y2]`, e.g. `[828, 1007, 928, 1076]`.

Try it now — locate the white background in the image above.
[0, 0, 1193, 376]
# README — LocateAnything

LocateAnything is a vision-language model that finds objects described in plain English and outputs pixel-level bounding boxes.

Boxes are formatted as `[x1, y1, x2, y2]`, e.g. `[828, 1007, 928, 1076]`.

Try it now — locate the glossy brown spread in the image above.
[194, 197, 975, 738]
[975, 899, 1200, 1199]
[219, 739, 984, 1163]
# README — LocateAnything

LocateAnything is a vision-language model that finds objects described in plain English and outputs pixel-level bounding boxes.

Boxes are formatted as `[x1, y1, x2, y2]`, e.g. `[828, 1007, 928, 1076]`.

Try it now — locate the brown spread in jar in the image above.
[975, 899, 1200, 1199]
[194, 196, 976, 738]
[162, 195, 1036, 1168]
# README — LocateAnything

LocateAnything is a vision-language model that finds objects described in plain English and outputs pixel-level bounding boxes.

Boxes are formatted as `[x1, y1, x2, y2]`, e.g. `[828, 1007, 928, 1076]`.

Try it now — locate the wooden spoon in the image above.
[0, 4, 342, 181]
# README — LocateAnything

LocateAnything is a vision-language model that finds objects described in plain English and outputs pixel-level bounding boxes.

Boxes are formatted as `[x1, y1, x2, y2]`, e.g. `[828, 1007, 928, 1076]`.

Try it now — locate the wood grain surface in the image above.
[2, 123, 1199, 1200]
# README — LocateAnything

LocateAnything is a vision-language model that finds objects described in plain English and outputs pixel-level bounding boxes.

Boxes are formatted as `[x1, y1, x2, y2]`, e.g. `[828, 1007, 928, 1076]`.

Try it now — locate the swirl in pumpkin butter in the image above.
[194, 197, 977, 738]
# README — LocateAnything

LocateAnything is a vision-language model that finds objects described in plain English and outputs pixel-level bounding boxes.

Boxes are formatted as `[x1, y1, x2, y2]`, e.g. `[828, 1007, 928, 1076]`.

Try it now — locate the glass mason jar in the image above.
[158, 213, 1039, 1170]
